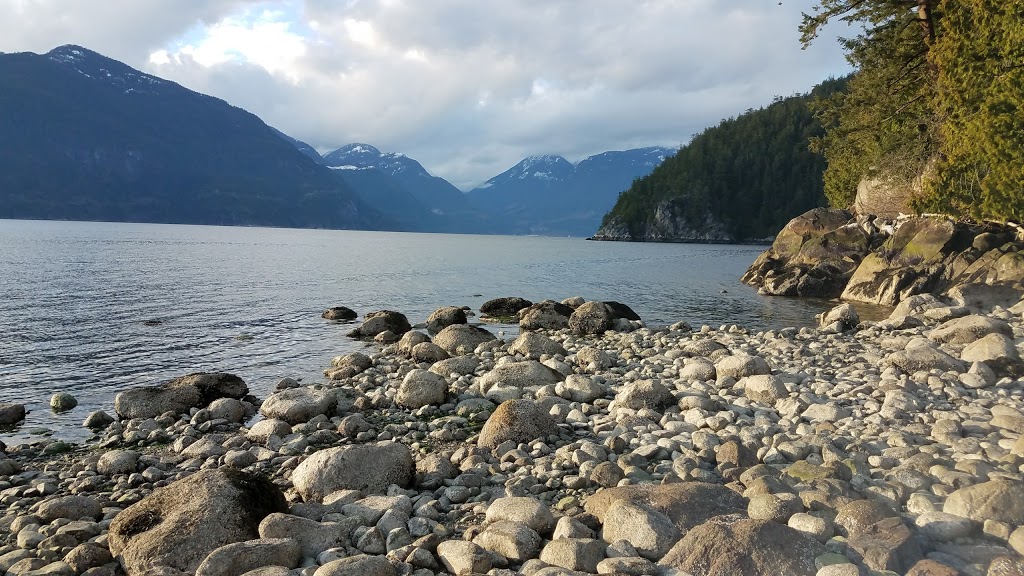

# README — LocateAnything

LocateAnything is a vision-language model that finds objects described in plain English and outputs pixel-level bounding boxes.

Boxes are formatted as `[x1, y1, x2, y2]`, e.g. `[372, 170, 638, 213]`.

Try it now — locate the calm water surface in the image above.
[0, 220, 848, 443]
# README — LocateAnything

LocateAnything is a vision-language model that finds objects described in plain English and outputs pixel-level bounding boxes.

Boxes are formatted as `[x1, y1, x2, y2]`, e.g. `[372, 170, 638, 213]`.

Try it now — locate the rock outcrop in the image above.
[591, 206, 735, 243]
[743, 207, 1024, 306]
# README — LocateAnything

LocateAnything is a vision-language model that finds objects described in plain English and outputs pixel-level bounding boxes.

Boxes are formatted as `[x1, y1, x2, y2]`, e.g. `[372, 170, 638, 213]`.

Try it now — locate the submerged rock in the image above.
[321, 306, 357, 321]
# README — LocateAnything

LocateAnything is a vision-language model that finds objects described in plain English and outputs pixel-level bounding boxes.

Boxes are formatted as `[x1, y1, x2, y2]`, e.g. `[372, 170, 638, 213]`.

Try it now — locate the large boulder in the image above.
[585, 483, 746, 534]
[346, 310, 411, 339]
[658, 517, 825, 576]
[508, 332, 567, 359]
[291, 443, 414, 501]
[259, 388, 337, 424]
[612, 380, 674, 411]
[321, 306, 357, 321]
[842, 217, 957, 305]
[741, 208, 868, 298]
[114, 372, 248, 420]
[481, 297, 533, 318]
[943, 480, 1024, 525]
[478, 361, 564, 395]
[929, 315, 1012, 344]
[425, 306, 467, 334]
[0, 403, 26, 426]
[396, 369, 448, 408]
[432, 324, 497, 355]
[961, 333, 1024, 377]
[569, 301, 617, 334]
[602, 501, 680, 560]
[478, 399, 558, 449]
[519, 300, 574, 331]
[886, 341, 965, 374]
[107, 469, 287, 576]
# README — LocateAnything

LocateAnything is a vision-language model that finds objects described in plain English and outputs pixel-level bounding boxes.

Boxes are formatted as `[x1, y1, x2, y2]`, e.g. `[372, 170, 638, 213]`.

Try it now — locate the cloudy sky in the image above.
[1, 0, 850, 188]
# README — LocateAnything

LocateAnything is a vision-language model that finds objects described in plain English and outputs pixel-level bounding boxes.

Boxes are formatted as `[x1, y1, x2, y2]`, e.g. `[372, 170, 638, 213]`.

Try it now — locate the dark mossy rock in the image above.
[480, 297, 533, 317]
[322, 306, 358, 321]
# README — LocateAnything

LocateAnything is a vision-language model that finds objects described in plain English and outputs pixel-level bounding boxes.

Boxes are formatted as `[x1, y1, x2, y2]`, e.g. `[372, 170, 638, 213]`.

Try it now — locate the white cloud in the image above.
[0, 0, 852, 188]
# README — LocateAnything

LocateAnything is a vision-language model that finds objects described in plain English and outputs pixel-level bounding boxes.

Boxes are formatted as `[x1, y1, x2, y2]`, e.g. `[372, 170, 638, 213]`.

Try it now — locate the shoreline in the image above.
[0, 296, 1022, 575]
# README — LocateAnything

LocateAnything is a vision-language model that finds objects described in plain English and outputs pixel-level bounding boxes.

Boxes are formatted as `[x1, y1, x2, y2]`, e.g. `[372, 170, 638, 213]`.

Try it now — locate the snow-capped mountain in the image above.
[466, 147, 675, 236]
[46, 44, 169, 96]
[321, 143, 484, 227]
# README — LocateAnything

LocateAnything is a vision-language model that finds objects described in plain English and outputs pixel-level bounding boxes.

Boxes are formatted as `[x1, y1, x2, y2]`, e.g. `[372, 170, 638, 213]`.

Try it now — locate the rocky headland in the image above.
[0, 295, 1023, 576]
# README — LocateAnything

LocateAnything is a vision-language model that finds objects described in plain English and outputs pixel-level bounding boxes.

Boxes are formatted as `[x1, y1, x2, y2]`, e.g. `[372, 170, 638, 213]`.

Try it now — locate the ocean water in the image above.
[0, 219, 844, 443]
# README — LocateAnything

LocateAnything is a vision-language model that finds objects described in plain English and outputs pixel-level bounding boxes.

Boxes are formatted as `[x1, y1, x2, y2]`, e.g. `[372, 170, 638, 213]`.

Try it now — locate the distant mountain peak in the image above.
[322, 143, 427, 178]
[46, 44, 167, 94]
[333, 143, 382, 156]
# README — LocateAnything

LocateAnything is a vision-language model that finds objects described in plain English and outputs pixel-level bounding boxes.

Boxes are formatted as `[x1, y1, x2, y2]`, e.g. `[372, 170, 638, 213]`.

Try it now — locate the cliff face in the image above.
[591, 202, 735, 243]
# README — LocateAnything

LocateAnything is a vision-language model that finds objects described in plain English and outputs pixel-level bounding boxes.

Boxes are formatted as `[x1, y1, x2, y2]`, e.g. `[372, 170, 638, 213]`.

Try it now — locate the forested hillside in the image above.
[802, 0, 1023, 222]
[596, 78, 844, 241]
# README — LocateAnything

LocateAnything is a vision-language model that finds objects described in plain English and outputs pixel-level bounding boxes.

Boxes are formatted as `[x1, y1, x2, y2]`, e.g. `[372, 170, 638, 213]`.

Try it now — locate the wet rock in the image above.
[347, 310, 411, 340]
[82, 410, 114, 429]
[322, 306, 357, 321]
[432, 324, 497, 355]
[108, 469, 288, 575]
[292, 442, 413, 500]
[480, 297, 533, 318]
[426, 306, 467, 334]
[478, 399, 558, 449]
[658, 517, 825, 576]
[519, 300, 574, 331]
[569, 301, 617, 334]
[115, 372, 248, 420]
[50, 392, 78, 412]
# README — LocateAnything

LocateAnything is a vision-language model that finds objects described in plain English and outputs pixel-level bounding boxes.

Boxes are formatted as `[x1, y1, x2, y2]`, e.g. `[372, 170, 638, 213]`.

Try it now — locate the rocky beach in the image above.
[0, 290, 1023, 576]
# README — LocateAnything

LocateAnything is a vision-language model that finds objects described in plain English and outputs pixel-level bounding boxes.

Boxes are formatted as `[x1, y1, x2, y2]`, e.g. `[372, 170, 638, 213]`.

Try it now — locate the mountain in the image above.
[465, 147, 674, 236]
[323, 144, 481, 219]
[593, 78, 847, 243]
[0, 45, 385, 229]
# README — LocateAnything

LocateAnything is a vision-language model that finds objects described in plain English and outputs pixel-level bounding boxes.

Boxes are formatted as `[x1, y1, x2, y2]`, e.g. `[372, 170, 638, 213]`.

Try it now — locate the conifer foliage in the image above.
[802, 0, 1024, 222]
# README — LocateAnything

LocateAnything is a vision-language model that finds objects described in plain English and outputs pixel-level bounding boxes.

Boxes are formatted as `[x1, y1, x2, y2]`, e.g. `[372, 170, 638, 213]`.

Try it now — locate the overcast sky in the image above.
[1, 0, 850, 189]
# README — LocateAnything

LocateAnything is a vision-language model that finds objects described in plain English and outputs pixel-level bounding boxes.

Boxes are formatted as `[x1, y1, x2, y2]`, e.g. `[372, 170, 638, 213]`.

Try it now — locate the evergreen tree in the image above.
[920, 0, 1024, 221]
[801, 0, 939, 209]
[803, 0, 1024, 222]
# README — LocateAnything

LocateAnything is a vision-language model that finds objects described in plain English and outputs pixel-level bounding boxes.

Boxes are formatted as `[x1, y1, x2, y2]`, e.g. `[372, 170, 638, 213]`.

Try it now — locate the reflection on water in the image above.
[0, 220, 876, 442]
